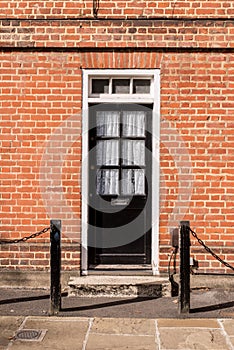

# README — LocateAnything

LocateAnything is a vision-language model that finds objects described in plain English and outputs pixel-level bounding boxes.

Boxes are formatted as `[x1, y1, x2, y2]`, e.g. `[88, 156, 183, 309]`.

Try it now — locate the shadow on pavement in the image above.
[61, 296, 157, 312]
[0, 288, 234, 318]
[0, 292, 68, 305]
[190, 300, 234, 314]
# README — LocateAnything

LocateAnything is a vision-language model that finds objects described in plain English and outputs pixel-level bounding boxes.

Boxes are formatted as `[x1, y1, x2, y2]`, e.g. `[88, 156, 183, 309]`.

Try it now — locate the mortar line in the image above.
[155, 320, 161, 350]
[90, 332, 154, 337]
[27, 317, 90, 322]
[218, 319, 234, 350]
[82, 317, 94, 350]
[18, 316, 29, 330]
[160, 326, 220, 330]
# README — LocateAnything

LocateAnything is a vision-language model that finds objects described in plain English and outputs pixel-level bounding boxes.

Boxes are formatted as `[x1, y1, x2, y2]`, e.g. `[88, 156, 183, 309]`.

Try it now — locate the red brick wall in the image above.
[0, 0, 233, 19]
[160, 52, 234, 272]
[0, 1, 233, 274]
[0, 52, 82, 271]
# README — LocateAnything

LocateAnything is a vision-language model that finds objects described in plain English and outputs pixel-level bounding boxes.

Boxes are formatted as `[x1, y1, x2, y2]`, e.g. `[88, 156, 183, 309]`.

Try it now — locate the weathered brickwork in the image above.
[0, 19, 233, 49]
[0, 0, 233, 19]
[0, 1, 233, 274]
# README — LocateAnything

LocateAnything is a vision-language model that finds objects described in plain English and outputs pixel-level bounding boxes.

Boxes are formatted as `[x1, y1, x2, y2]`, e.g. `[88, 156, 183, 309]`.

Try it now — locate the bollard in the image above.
[50, 220, 61, 315]
[179, 220, 190, 314]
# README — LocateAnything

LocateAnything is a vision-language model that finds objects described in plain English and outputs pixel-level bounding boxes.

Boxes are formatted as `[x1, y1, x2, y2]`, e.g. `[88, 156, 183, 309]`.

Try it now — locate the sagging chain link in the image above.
[0, 227, 50, 245]
[189, 227, 234, 271]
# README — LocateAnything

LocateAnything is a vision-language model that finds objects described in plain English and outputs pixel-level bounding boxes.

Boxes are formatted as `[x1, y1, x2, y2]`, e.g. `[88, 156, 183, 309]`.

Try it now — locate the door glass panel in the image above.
[96, 111, 120, 137]
[112, 79, 130, 94]
[96, 140, 119, 166]
[121, 169, 145, 195]
[122, 140, 145, 166]
[122, 111, 146, 137]
[96, 169, 119, 195]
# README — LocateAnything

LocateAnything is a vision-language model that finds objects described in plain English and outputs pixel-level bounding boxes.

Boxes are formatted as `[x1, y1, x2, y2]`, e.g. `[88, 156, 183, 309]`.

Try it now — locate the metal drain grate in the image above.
[14, 329, 47, 342]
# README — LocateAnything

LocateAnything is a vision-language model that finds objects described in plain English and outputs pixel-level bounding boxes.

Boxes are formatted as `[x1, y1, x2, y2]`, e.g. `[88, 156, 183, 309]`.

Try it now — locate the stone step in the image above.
[68, 276, 170, 298]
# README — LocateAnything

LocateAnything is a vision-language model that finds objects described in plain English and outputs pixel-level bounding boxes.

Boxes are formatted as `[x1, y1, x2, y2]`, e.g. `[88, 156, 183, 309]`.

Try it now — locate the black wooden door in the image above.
[88, 103, 152, 266]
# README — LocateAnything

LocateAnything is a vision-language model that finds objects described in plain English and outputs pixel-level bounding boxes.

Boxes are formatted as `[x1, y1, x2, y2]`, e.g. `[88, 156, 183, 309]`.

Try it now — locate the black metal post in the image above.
[50, 220, 61, 315]
[179, 220, 190, 314]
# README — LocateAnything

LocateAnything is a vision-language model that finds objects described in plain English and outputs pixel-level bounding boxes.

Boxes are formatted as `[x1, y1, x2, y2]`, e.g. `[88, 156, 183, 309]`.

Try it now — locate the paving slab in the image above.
[85, 333, 157, 350]
[91, 317, 156, 335]
[0, 316, 24, 350]
[157, 318, 234, 350]
[9, 316, 90, 350]
[221, 319, 234, 349]
[87, 318, 159, 350]
[222, 319, 234, 336]
[158, 327, 230, 350]
[158, 318, 220, 328]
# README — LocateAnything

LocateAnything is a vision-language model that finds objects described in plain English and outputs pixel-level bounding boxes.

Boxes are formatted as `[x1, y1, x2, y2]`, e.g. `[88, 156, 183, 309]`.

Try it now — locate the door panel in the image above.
[88, 103, 152, 266]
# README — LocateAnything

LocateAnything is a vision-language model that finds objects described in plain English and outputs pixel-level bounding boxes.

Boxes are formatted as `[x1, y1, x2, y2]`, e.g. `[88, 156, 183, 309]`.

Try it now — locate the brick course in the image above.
[0, 1, 233, 274]
[0, 19, 233, 49]
[0, 0, 233, 19]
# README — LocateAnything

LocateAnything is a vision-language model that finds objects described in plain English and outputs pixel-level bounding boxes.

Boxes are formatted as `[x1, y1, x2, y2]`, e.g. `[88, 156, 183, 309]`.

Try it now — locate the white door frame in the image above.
[81, 69, 160, 275]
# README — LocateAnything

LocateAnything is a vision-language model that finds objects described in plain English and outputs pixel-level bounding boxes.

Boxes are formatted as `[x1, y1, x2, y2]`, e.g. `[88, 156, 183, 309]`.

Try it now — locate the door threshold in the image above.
[88, 264, 153, 276]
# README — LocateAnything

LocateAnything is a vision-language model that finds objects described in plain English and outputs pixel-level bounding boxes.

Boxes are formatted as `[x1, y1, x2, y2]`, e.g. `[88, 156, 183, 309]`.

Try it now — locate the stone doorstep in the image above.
[68, 276, 170, 298]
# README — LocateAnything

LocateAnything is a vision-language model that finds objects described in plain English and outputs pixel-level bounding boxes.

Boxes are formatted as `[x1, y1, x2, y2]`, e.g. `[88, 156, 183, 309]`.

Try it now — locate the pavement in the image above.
[0, 287, 234, 349]
[0, 315, 234, 350]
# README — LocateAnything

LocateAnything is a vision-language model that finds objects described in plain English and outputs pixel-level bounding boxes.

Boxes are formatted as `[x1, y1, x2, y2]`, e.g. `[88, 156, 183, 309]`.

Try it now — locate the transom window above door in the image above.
[88, 74, 154, 99]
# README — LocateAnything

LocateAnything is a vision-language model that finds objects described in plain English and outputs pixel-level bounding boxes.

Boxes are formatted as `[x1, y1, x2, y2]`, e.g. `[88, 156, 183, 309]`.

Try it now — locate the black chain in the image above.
[0, 227, 50, 245]
[189, 227, 234, 271]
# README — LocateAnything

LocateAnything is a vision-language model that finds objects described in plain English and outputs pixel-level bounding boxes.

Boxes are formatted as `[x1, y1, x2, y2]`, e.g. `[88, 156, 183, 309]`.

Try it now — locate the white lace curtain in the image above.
[97, 169, 145, 196]
[96, 110, 145, 138]
[96, 110, 146, 196]
[96, 140, 119, 166]
[122, 169, 145, 195]
[96, 111, 120, 137]
[122, 140, 145, 166]
[122, 111, 145, 137]
[96, 169, 119, 195]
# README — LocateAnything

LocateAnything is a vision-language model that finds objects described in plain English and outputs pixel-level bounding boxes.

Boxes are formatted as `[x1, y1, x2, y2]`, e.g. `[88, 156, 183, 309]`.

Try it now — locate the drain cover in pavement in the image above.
[15, 329, 47, 342]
